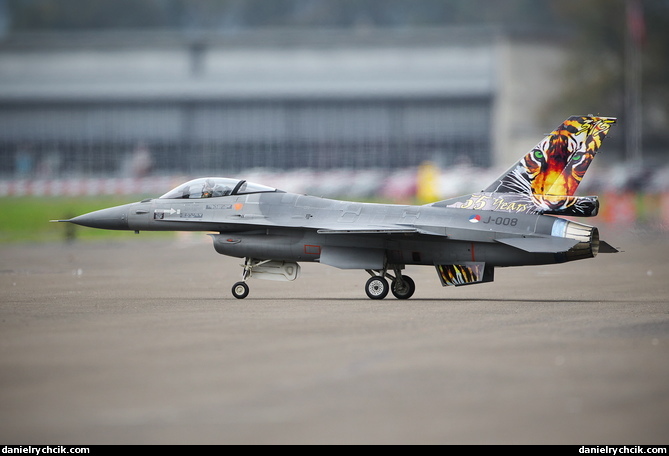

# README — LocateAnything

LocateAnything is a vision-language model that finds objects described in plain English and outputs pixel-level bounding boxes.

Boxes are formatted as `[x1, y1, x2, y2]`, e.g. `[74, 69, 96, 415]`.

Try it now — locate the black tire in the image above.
[232, 281, 249, 299]
[391, 275, 416, 300]
[365, 276, 389, 300]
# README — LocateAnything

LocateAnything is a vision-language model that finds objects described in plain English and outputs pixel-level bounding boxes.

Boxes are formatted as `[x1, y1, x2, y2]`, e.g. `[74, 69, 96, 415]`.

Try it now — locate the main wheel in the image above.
[365, 276, 389, 300]
[232, 281, 249, 299]
[391, 275, 416, 300]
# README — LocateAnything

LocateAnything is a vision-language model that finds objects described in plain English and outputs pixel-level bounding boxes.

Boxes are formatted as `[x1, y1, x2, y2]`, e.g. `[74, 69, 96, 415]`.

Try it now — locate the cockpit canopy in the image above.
[159, 177, 280, 199]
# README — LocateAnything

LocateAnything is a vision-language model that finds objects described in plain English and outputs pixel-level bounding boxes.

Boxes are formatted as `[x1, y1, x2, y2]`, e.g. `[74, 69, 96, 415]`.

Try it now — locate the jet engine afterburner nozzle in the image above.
[552, 218, 599, 261]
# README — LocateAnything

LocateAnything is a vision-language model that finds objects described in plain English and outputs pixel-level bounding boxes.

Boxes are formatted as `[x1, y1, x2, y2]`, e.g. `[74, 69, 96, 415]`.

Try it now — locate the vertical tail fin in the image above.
[432, 115, 617, 216]
[484, 115, 617, 202]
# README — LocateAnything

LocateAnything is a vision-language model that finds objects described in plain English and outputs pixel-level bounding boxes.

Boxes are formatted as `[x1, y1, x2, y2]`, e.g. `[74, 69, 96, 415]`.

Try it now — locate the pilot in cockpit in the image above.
[202, 179, 232, 198]
[202, 180, 214, 198]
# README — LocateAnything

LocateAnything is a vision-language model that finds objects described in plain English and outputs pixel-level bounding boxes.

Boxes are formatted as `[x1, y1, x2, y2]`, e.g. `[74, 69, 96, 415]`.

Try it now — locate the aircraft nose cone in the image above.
[67, 205, 130, 230]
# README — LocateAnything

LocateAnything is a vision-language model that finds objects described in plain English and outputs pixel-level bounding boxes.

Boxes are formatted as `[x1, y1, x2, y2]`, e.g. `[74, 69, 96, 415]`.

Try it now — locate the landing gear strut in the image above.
[365, 265, 415, 300]
[231, 257, 271, 299]
[231, 258, 301, 299]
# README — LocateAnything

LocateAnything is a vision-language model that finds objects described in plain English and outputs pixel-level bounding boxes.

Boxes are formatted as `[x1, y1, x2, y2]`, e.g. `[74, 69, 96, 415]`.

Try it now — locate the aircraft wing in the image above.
[154, 215, 424, 235]
[316, 228, 419, 235]
[317, 224, 450, 236]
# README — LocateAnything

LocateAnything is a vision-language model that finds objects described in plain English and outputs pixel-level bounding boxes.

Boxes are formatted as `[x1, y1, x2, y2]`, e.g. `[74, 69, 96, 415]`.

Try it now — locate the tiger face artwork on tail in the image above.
[484, 116, 616, 214]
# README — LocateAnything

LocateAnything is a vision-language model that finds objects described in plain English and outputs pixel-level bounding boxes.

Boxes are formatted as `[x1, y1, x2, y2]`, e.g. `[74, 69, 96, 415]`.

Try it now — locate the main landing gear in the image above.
[365, 265, 415, 300]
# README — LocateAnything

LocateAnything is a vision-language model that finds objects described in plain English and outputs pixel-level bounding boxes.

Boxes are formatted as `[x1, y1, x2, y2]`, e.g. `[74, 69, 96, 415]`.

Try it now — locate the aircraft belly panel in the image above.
[319, 246, 385, 269]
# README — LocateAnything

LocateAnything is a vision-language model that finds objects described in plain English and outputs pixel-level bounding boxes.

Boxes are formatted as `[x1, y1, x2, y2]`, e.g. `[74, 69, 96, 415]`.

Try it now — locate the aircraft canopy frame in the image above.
[159, 177, 279, 199]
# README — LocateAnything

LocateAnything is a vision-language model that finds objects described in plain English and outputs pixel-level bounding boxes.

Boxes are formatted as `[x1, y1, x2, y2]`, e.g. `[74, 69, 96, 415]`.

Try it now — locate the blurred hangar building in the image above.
[0, 27, 566, 178]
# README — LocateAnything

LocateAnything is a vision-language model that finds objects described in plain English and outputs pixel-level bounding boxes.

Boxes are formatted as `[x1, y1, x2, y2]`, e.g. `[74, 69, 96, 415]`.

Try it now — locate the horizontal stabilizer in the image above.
[496, 236, 580, 253]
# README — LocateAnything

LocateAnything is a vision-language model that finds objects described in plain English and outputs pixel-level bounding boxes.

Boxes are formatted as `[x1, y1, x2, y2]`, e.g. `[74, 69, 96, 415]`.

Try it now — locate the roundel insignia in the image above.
[469, 215, 481, 223]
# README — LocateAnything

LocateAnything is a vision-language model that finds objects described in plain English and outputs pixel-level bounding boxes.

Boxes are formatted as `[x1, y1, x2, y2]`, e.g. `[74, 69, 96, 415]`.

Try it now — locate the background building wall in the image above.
[0, 28, 522, 180]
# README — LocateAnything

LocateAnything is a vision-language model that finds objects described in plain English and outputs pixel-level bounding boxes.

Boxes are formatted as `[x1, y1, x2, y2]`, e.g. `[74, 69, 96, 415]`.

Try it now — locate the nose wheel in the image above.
[231, 257, 263, 299]
[232, 281, 249, 299]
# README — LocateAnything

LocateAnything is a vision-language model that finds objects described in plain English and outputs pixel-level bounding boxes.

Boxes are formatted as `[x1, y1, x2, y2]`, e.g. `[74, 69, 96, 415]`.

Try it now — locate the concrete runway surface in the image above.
[1, 229, 668, 445]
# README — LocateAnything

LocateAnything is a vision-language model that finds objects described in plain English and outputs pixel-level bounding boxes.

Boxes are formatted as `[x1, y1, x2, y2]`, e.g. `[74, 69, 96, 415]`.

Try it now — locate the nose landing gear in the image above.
[231, 257, 256, 299]
[231, 258, 301, 299]
[231, 257, 263, 299]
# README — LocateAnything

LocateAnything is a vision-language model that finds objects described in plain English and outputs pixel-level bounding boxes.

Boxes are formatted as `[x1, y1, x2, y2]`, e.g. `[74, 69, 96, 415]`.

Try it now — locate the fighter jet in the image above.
[56, 115, 619, 300]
